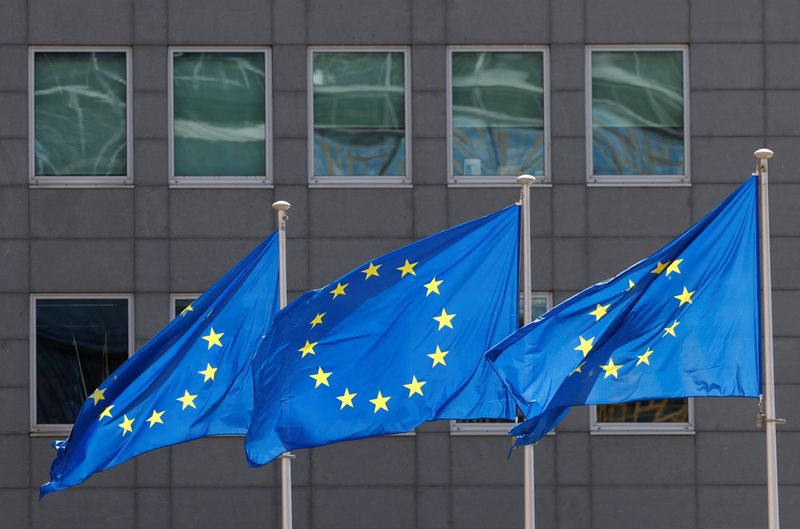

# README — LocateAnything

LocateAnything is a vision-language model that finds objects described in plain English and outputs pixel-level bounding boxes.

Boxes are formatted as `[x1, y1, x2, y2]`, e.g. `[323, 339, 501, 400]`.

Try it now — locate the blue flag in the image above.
[245, 205, 520, 466]
[41, 234, 280, 496]
[486, 177, 761, 446]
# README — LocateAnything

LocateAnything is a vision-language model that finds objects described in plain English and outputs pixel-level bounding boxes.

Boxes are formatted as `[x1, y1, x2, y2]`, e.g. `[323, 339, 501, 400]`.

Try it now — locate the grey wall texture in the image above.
[1, 0, 800, 528]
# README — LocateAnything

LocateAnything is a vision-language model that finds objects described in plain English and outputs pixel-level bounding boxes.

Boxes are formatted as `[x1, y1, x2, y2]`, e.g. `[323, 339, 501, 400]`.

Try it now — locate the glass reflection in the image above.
[597, 398, 689, 423]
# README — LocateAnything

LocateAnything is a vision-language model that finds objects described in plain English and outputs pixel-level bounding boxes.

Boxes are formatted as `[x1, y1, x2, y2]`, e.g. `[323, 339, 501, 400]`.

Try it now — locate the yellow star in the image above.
[298, 340, 318, 358]
[177, 390, 198, 410]
[674, 286, 695, 307]
[397, 259, 418, 277]
[589, 303, 610, 321]
[433, 308, 456, 330]
[88, 388, 106, 405]
[369, 391, 391, 413]
[198, 363, 217, 382]
[666, 259, 683, 276]
[361, 262, 381, 279]
[650, 261, 671, 275]
[336, 388, 357, 409]
[636, 349, 654, 366]
[423, 277, 443, 296]
[627, 279, 635, 291]
[569, 362, 586, 376]
[600, 358, 622, 379]
[118, 414, 135, 436]
[309, 312, 326, 328]
[98, 405, 115, 421]
[330, 282, 348, 299]
[146, 409, 165, 428]
[310, 367, 332, 388]
[427, 345, 449, 367]
[663, 320, 680, 338]
[574, 336, 595, 358]
[180, 304, 194, 316]
[201, 328, 224, 349]
[403, 375, 427, 397]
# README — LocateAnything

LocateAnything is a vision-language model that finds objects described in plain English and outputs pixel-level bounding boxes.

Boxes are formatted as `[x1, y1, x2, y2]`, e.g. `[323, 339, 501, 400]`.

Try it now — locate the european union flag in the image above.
[486, 177, 761, 446]
[41, 234, 280, 496]
[245, 205, 520, 465]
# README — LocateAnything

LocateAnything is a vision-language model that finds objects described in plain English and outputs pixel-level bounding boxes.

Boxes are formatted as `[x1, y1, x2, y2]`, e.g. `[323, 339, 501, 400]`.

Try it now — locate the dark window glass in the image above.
[173, 297, 197, 318]
[596, 398, 689, 423]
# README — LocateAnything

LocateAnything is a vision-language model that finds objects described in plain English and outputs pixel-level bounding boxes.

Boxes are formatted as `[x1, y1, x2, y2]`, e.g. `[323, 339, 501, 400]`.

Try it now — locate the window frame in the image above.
[168, 46, 273, 188]
[589, 398, 695, 435]
[29, 293, 135, 436]
[450, 291, 553, 435]
[447, 45, 551, 188]
[585, 45, 691, 187]
[28, 46, 133, 188]
[169, 293, 201, 320]
[307, 46, 412, 188]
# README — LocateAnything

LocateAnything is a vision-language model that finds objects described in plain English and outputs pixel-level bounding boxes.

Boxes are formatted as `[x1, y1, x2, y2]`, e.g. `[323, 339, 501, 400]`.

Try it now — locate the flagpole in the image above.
[754, 149, 782, 529]
[272, 200, 293, 529]
[516, 174, 536, 529]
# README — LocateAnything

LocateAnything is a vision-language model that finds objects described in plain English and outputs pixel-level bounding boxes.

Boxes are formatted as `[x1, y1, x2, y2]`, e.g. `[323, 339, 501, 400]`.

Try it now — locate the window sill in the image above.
[29, 183, 134, 189]
[587, 176, 691, 187]
[308, 177, 412, 189]
[590, 426, 695, 435]
[448, 178, 552, 189]
[169, 178, 273, 189]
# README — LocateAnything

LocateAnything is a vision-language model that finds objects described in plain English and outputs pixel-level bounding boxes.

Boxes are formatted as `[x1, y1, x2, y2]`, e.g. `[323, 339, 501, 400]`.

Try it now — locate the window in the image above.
[30, 295, 133, 433]
[448, 47, 549, 186]
[29, 48, 132, 186]
[451, 292, 552, 435]
[586, 46, 689, 185]
[309, 48, 411, 187]
[170, 294, 199, 320]
[169, 48, 271, 186]
[591, 398, 694, 434]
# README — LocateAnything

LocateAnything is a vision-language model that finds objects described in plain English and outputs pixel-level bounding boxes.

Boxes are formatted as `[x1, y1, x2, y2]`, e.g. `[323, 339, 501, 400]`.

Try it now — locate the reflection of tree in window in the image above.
[597, 398, 689, 423]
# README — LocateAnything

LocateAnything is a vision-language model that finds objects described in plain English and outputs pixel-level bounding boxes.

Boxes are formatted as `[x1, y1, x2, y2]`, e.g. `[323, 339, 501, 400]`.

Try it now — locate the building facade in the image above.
[1, 0, 799, 527]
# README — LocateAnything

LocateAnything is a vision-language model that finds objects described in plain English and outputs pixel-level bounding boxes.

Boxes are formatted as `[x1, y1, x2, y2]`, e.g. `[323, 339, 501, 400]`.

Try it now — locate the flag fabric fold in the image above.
[486, 176, 761, 446]
[245, 205, 520, 466]
[41, 234, 280, 496]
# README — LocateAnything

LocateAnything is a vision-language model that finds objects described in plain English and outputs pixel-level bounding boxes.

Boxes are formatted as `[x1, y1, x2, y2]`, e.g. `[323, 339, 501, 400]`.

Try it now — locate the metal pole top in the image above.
[516, 175, 536, 186]
[272, 200, 291, 211]
[755, 149, 774, 160]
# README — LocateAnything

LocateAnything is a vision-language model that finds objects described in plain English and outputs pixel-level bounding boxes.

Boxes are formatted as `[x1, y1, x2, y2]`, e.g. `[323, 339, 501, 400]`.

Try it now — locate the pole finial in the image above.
[272, 200, 291, 211]
[754, 149, 774, 160]
[516, 174, 536, 186]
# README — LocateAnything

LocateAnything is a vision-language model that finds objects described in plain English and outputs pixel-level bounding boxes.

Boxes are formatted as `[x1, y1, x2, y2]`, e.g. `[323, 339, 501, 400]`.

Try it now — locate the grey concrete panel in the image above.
[412, 45, 446, 92]
[290, 486, 311, 529]
[412, 0, 445, 44]
[29, 0, 132, 44]
[551, 90, 585, 138]
[447, 187, 529, 228]
[691, 90, 764, 137]
[172, 437, 273, 486]
[0, 240, 28, 292]
[587, 0, 688, 43]
[694, 396, 760, 432]
[782, 485, 800, 528]
[773, 290, 800, 338]
[697, 432, 766, 484]
[536, 486, 557, 529]
[586, 237, 670, 284]
[691, 44, 764, 90]
[551, 45, 585, 91]
[416, 419, 450, 433]
[552, 137, 587, 184]
[0, 435, 29, 486]
[169, 189, 273, 238]
[30, 189, 134, 239]
[32, 489, 135, 529]
[767, 44, 800, 89]
[698, 485, 766, 529]
[135, 186, 169, 238]
[447, 0, 549, 44]
[273, 91, 308, 139]
[172, 488, 274, 529]
[0, 387, 27, 433]
[133, 138, 168, 186]
[551, 0, 584, 43]
[167, 0, 272, 45]
[0, 92, 26, 138]
[0, 488, 29, 529]
[775, 338, 800, 384]
[134, 446, 170, 487]
[0, 0, 25, 43]
[291, 449, 311, 487]
[771, 237, 800, 290]
[30, 436, 136, 489]
[412, 90, 446, 139]
[132, 45, 167, 93]
[312, 437, 415, 485]
[0, 139, 28, 185]
[309, 238, 413, 287]
[31, 239, 134, 292]
[0, 294, 27, 340]
[0, 186, 28, 239]
[588, 187, 690, 237]
[137, 488, 170, 529]
[553, 185, 586, 237]
[766, 0, 800, 41]
[557, 486, 591, 529]
[133, 91, 168, 139]
[775, 386, 800, 431]
[273, 45, 307, 93]
[554, 238, 588, 291]
[592, 485, 695, 529]
[308, 0, 411, 44]
[309, 188, 413, 238]
[413, 185, 448, 238]
[169, 238, 263, 292]
[273, 185, 309, 238]
[532, 237, 554, 292]
[273, 138, 309, 185]
[591, 436, 694, 485]
[557, 405, 589, 431]
[556, 432, 591, 485]
[451, 436, 523, 485]
[417, 486, 450, 529]
[778, 432, 800, 483]
[0, 340, 29, 387]
[690, 182, 739, 223]
[691, 137, 763, 184]
[412, 138, 447, 185]
[0, 45, 27, 91]
[531, 187, 553, 236]
[763, 136, 800, 183]
[135, 239, 169, 292]
[416, 432, 449, 485]
[134, 0, 167, 44]
[451, 485, 524, 529]
[273, 0, 306, 44]
[769, 184, 800, 236]
[312, 486, 415, 529]
[767, 90, 800, 136]
[691, 0, 762, 42]
[286, 237, 310, 292]
[134, 292, 168, 340]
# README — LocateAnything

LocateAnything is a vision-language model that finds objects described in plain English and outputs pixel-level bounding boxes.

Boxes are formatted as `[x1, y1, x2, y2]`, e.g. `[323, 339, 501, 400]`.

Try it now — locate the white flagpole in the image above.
[754, 149, 782, 529]
[272, 200, 293, 529]
[516, 175, 536, 529]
